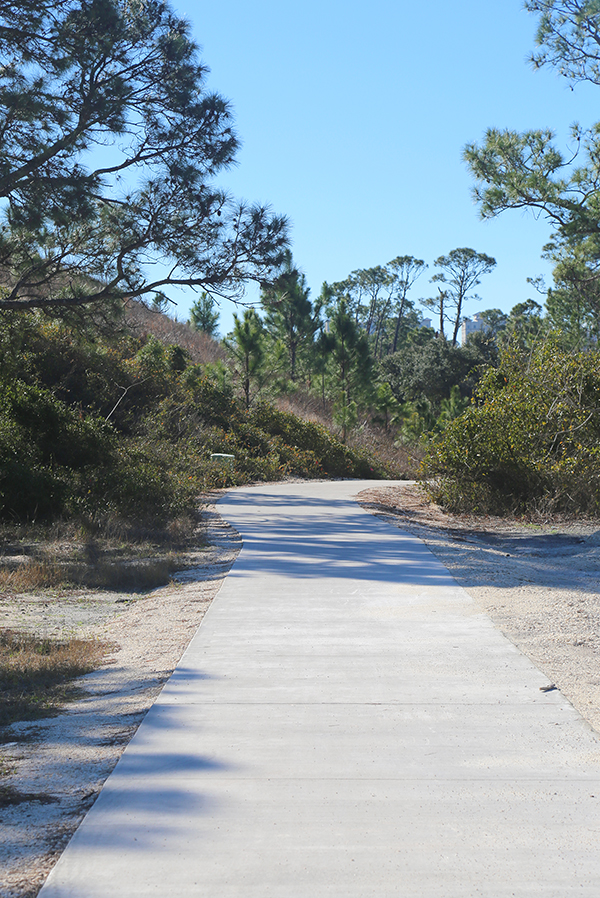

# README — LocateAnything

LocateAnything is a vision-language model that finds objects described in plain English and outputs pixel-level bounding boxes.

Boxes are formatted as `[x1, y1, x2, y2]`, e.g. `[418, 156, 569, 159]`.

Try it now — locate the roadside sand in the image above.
[0, 502, 241, 898]
[2, 482, 600, 896]
[358, 483, 600, 733]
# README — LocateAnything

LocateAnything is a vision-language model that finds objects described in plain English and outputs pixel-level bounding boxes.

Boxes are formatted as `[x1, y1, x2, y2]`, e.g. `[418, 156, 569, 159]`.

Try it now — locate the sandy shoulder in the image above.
[0, 503, 241, 898]
[358, 483, 600, 734]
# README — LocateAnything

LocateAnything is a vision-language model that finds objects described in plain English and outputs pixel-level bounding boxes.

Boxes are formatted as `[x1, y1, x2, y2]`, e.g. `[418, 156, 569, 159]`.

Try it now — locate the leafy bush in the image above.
[181, 367, 240, 429]
[422, 339, 600, 515]
[97, 439, 203, 524]
[249, 403, 382, 477]
[0, 382, 116, 520]
[379, 334, 497, 413]
[0, 312, 393, 525]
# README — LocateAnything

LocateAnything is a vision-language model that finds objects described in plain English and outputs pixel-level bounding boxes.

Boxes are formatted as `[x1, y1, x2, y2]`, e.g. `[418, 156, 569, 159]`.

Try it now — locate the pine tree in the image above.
[0, 0, 288, 312]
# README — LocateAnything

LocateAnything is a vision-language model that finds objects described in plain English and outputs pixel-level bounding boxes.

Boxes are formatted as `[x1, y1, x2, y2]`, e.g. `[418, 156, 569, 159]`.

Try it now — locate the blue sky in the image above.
[169, 0, 597, 335]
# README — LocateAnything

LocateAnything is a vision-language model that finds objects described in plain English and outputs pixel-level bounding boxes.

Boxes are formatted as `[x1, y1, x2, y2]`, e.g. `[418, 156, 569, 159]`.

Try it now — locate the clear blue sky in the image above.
[169, 0, 597, 335]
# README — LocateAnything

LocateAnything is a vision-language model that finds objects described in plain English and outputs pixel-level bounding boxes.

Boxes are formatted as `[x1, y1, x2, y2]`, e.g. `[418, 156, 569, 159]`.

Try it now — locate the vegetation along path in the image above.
[36, 480, 600, 897]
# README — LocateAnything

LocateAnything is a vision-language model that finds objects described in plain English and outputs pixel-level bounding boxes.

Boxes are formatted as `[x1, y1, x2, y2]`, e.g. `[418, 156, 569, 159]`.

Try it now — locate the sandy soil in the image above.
[0, 501, 241, 898]
[358, 483, 600, 731]
[2, 482, 600, 896]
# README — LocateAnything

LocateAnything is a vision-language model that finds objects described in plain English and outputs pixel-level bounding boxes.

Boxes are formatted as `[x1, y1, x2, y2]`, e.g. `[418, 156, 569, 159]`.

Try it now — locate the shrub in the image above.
[182, 368, 241, 429]
[0, 312, 392, 526]
[0, 382, 116, 520]
[422, 338, 600, 515]
[249, 403, 379, 477]
[100, 439, 204, 525]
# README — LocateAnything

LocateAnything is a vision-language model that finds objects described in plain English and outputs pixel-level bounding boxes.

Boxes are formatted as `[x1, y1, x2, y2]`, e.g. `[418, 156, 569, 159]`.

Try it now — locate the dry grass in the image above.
[0, 513, 207, 594]
[124, 300, 226, 365]
[0, 554, 184, 593]
[274, 391, 419, 479]
[358, 481, 600, 536]
[348, 426, 422, 479]
[67, 557, 178, 591]
[274, 390, 333, 426]
[0, 630, 110, 728]
[0, 562, 64, 592]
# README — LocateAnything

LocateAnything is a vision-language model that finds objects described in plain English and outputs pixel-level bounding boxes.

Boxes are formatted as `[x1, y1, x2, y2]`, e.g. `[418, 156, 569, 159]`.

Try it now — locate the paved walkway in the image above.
[40, 481, 600, 896]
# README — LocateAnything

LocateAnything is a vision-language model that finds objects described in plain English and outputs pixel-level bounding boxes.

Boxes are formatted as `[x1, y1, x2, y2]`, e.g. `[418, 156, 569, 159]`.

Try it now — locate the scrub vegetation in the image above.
[423, 0, 600, 517]
[0, 629, 108, 728]
[422, 339, 600, 516]
[0, 307, 395, 532]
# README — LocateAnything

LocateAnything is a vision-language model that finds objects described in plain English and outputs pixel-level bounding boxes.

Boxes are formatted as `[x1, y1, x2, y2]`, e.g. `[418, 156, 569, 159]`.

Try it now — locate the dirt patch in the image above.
[358, 482, 600, 733]
[0, 498, 241, 898]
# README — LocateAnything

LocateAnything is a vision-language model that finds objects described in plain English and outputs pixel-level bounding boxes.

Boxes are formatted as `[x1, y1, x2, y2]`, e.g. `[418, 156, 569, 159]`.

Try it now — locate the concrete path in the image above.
[40, 481, 600, 897]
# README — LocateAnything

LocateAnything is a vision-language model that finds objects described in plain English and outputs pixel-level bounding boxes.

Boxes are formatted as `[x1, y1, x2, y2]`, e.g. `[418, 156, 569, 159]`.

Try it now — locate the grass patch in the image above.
[0, 554, 184, 593]
[0, 512, 206, 593]
[67, 557, 178, 591]
[0, 561, 65, 592]
[0, 630, 109, 727]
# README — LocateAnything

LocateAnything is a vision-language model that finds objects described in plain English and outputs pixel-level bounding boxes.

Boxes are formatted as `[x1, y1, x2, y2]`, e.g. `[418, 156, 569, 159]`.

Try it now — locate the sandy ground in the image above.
[1, 482, 600, 896]
[0, 502, 241, 898]
[358, 483, 600, 731]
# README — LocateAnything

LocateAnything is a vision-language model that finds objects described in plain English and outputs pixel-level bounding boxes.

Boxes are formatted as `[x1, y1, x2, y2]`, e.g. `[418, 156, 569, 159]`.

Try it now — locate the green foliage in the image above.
[422, 339, 600, 515]
[321, 300, 373, 438]
[464, 5, 600, 339]
[392, 399, 435, 447]
[261, 252, 322, 382]
[372, 382, 401, 432]
[378, 334, 494, 414]
[224, 309, 268, 408]
[249, 404, 384, 478]
[322, 256, 426, 359]
[332, 395, 359, 443]
[0, 381, 116, 519]
[0, 0, 288, 312]
[543, 238, 600, 346]
[424, 248, 496, 345]
[436, 385, 470, 431]
[189, 294, 220, 337]
[0, 311, 392, 524]
[501, 300, 547, 349]
[476, 308, 508, 338]
[102, 439, 202, 524]
[525, 0, 600, 85]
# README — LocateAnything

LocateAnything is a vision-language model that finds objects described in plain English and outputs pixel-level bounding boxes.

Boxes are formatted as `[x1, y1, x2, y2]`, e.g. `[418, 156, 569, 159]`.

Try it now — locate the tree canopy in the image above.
[0, 0, 289, 311]
[526, 0, 600, 85]
[463, 2, 600, 339]
[323, 256, 425, 358]
[427, 248, 496, 345]
[261, 252, 322, 382]
[189, 293, 220, 337]
[224, 309, 266, 409]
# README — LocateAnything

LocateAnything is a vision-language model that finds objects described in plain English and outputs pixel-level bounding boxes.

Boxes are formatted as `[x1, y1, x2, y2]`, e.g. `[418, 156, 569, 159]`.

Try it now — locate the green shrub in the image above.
[100, 439, 204, 524]
[422, 338, 600, 515]
[182, 367, 241, 429]
[0, 312, 391, 525]
[0, 383, 116, 520]
[249, 403, 378, 477]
